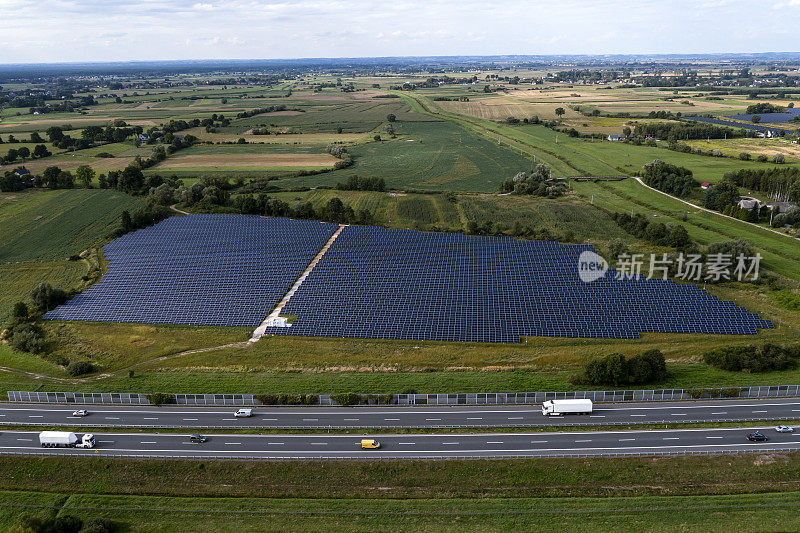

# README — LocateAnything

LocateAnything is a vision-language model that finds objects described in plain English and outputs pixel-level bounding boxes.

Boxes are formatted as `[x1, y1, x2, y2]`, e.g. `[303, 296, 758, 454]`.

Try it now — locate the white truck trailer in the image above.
[39, 431, 95, 448]
[541, 399, 593, 416]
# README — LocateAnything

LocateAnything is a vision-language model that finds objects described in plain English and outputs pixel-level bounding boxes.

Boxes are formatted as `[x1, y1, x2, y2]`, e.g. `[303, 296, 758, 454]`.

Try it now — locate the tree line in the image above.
[640, 159, 697, 197]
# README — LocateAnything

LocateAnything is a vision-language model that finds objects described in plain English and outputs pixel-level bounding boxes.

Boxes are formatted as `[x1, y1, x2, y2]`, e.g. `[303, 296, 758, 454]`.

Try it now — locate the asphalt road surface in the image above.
[2, 398, 800, 429]
[2, 427, 799, 459]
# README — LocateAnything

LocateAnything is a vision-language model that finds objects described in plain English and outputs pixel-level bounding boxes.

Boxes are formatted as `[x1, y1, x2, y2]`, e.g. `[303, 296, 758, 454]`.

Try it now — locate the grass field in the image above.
[5, 453, 800, 532]
[5, 491, 800, 532]
[0, 188, 143, 262]
[271, 120, 533, 191]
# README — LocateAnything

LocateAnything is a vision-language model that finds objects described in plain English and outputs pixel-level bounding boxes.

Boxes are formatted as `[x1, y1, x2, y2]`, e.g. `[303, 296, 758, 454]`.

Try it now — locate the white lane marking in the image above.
[310, 443, 327, 446]
[221, 419, 236, 421]
[17, 438, 32, 441]
[140, 441, 157, 444]
[343, 418, 359, 421]
[575, 439, 592, 443]
[442, 442, 459, 445]
[384, 418, 400, 421]
[597, 401, 800, 412]
[507, 417, 523, 420]
[224, 442, 242, 445]
[302, 419, 318, 422]
[143, 417, 159, 420]
[66, 417, 82, 419]
[98, 440, 114, 444]
[590, 415, 605, 418]
[398, 442, 416, 445]
[706, 436, 724, 439]
[105, 417, 120, 420]
[619, 438, 636, 442]
[531, 440, 548, 443]
[663, 437, 680, 440]
[711, 412, 727, 415]
[183, 418, 198, 421]
[261, 418, 278, 421]
[792, 410, 800, 412]
[267, 442, 284, 445]
[28, 415, 43, 418]
[487, 441, 503, 444]
[630, 414, 646, 417]
[426, 418, 442, 421]
[467, 417, 482, 420]
[671, 413, 687, 416]
[753, 411, 768, 413]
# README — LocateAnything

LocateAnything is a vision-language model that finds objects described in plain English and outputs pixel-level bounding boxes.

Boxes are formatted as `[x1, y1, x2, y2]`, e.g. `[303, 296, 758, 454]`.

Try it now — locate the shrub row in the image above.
[572, 350, 667, 386]
[703, 343, 800, 373]
[254, 393, 319, 405]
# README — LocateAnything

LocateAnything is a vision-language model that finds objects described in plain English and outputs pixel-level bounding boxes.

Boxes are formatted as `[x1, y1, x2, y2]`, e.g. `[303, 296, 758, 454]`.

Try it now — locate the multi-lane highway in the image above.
[2, 399, 800, 429]
[1, 427, 798, 459]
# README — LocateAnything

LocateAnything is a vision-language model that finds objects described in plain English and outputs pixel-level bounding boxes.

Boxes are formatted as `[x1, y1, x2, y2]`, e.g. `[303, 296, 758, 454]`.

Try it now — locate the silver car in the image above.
[71, 409, 89, 417]
[775, 425, 794, 433]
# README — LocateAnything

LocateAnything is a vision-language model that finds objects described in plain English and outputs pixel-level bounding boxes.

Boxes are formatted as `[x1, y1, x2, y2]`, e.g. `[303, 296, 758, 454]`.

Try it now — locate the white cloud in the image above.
[0, 0, 799, 62]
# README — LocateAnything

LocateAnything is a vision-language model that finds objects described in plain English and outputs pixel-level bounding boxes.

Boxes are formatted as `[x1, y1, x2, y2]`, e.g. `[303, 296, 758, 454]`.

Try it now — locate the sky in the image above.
[1, 0, 799, 63]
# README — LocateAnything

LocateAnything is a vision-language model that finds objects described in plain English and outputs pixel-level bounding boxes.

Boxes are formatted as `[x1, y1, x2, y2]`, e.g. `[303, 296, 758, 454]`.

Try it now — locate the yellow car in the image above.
[361, 439, 381, 449]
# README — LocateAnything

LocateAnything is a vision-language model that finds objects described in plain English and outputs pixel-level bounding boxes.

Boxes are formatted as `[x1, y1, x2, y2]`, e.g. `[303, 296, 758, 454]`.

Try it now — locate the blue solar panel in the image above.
[44, 215, 338, 327]
[45, 216, 774, 343]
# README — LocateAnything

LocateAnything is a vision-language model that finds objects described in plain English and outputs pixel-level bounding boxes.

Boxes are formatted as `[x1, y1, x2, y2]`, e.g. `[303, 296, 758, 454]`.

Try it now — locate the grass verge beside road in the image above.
[5, 490, 800, 532]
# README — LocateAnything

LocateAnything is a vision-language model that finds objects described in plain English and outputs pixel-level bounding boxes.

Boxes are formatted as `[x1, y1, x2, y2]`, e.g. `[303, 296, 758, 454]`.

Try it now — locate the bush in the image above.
[575, 350, 667, 386]
[703, 343, 799, 372]
[66, 361, 95, 376]
[330, 392, 362, 406]
[255, 394, 278, 405]
[8, 324, 46, 354]
[146, 392, 175, 406]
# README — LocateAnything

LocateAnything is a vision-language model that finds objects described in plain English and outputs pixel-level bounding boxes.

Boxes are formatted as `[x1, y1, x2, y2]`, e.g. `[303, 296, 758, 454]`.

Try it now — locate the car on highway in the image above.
[71, 409, 89, 417]
[361, 439, 381, 449]
[189, 434, 208, 443]
[746, 432, 768, 442]
[233, 408, 253, 418]
[775, 425, 794, 433]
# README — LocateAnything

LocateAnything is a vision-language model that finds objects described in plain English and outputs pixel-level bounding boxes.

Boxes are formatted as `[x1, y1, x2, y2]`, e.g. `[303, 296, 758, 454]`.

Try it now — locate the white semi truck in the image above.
[39, 431, 95, 448]
[541, 399, 593, 416]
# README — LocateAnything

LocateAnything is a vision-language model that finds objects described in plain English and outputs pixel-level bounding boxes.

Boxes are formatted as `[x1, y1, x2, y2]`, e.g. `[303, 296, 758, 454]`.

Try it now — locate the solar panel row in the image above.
[44, 215, 338, 327]
[45, 215, 773, 343]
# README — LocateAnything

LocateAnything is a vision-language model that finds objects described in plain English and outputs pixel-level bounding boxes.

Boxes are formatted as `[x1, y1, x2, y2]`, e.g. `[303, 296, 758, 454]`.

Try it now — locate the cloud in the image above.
[0, 0, 799, 62]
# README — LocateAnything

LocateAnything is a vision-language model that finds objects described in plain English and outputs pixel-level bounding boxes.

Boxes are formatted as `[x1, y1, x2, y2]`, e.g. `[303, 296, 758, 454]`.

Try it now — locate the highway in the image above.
[2, 398, 800, 429]
[2, 427, 799, 459]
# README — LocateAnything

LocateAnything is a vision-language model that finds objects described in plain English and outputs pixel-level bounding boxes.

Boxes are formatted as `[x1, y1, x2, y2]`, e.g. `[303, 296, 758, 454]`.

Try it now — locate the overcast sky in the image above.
[1, 0, 799, 63]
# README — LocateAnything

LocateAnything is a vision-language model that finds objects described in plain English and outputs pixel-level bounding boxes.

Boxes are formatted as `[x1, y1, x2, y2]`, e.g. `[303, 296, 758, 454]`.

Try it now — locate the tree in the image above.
[751, 114, 761, 124]
[17, 147, 30, 159]
[32, 144, 50, 158]
[622, 127, 631, 137]
[30, 282, 67, 312]
[120, 210, 133, 233]
[42, 166, 62, 188]
[75, 165, 95, 188]
[12, 301, 29, 320]
[772, 153, 786, 164]
[373, 134, 382, 141]
[555, 107, 566, 119]
[386, 113, 396, 122]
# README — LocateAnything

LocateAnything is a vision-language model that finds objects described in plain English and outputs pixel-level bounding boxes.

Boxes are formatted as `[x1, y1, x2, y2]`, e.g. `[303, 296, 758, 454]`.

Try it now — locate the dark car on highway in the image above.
[189, 434, 208, 443]
[746, 432, 768, 442]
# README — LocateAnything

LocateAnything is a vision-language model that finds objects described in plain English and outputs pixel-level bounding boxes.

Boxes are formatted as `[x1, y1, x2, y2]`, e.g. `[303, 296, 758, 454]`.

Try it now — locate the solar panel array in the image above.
[684, 116, 789, 135]
[263, 225, 772, 342]
[46, 215, 773, 343]
[44, 215, 337, 327]
[727, 108, 800, 124]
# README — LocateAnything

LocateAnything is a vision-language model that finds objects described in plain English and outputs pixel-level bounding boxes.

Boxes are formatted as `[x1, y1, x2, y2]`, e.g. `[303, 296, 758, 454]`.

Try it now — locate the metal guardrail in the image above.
[2, 417, 799, 431]
[8, 385, 800, 407]
[2, 446, 800, 460]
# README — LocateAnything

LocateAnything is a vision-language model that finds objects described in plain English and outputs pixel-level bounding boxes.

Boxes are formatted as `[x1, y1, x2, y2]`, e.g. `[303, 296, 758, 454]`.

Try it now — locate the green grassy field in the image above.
[272, 120, 533, 191]
[0, 188, 143, 262]
[3, 491, 800, 532]
[5, 453, 800, 532]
